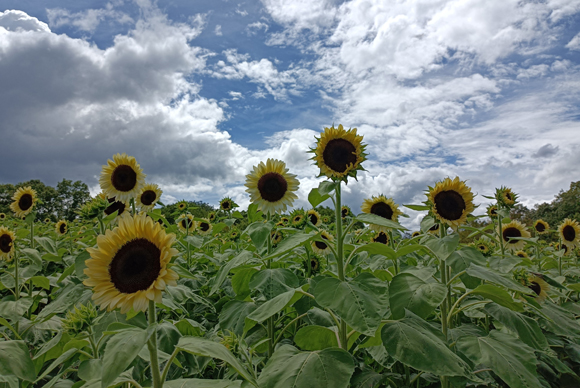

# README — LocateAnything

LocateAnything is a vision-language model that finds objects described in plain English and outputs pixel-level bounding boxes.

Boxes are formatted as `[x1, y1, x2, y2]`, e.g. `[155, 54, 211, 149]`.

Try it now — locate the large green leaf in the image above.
[355, 243, 395, 260]
[484, 303, 549, 351]
[249, 269, 299, 300]
[101, 327, 151, 388]
[294, 326, 338, 351]
[446, 247, 486, 289]
[265, 232, 316, 260]
[470, 284, 523, 312]
[0, 298, 33, 322]
[423, 234, 459, 261]
[244, 222, 272, 250]
[164, 379, 243, 388]
[456, 331, 541, 388]
[245, 288, 302, 332]
[34, 236, 58, 256]
[176, 336, 257, 386]
[35, 348, 78, 383]
[389, 273, 446, 319]
[308, 188, 330, 208]
[355, 214, 405, 230]
[210, 251, 254, 296]
[313, 273, 389, 336]
[0, 341, 36, 382]
[231, 268, 259, 298]
[381, 310, 470, 377]
[220, 300, 257, 336]
[257, 345, 354, 388]
[37, 283, 91, 321]
[466, 264, 533, 294]
[538, 301, 580, 337]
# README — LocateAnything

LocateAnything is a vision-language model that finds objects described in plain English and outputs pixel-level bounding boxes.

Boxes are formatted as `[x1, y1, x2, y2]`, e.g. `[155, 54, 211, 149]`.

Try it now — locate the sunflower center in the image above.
[429, 223, 440, 231]
[505, 192, 512, 201]
[323, 138, 357, 173]
[222, 201, 231, 210]
[105, 199, 126, 216]
[370, 202, 394, 220]
[490, 208, 497, 215]
[0, 214, 4, 219]
[373, 232, 389, 244]
[562, 225, 576, 242]
[311, 259, 319, 270]
[181, 219, 193, 229]
[0, 234, 12, 253]
[18, 194, 33, 211]
[503, 227, 522, 243]
[258, 172, 288, 202]
[342, 208, 349, 217]
[141, 190, 157, 206]
[529, 282, 541, 296]
[434, 190, 466, 221]
[199, 222, 210, 232]
[109, 238, 161, 294]
[315, 241, 328, 250]
[478, 245, 486, 251]
[111, 165, 137, 192]
[308, 213, 319, 225]
[535, 223, 545, 233]
[59, 223, 66, 234]
[517, 252, 526, 258]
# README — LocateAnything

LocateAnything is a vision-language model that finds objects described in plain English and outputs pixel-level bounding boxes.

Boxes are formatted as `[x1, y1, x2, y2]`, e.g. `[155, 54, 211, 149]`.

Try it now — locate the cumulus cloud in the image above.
[47, 7, 133, 32]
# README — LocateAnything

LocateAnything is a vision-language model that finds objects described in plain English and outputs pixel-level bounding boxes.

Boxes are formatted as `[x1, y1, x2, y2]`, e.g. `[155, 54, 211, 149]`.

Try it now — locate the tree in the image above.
[56, 179, 91, 221]
[530, 181, 580, 227]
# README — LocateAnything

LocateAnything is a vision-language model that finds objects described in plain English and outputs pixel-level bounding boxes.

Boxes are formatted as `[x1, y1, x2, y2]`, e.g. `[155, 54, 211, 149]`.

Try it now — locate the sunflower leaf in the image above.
[355, 214, 406, 230]
[101, 327, 151, 388]
[389, 273, 446, 319]
[403, 204, 429, 211]
[308, 188, 330, 208]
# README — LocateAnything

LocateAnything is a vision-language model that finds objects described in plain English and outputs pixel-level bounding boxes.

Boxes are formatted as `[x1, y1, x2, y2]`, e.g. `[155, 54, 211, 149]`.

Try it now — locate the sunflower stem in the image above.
[439, 224, 451, 387]
[30, 217, 34, 249]
[334, 182, 348, 351]
[266, 213, 275, 358]
[147, 300, 162, 388]
[14, 249, 20, 334]
[497, 203, 505, 257]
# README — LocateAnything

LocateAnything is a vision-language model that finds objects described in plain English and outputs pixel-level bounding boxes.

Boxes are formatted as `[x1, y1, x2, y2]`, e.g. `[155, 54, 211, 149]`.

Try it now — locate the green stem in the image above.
[266, 213, 274, 358]
[497, 204, 505, 257]
[14, 249, 19, 301]
[147, 300, 161, 388]
[160, 348, 179, 385]
[30, 218, 34, 249]
[334, 182, 348, 351]
[275, 313, 308, 344]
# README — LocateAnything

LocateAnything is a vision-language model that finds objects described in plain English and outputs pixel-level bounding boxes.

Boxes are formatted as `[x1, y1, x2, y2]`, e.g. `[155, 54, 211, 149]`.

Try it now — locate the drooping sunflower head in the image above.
[220, 197, 236, 212]
[361, 195, 403, 232]
[306, 209, 322, 227]
[500, 220, 530, 251]
[0, 213, 5, 221]
[99, 153, 146, 204]
[515, 250, 528, 258]
[197, 219, 213, 236]
[55, 220, 68, 236]
[533, 219, 549, 235]
[311, 230, 334, 255]
[495, 186, 517, 207]
[559, 219, 580, 248]
[0, 227, 16, 261]
[472, 238, 493, 257]
[341, 205, 352, 218]
[176, 214, 195, 233]
[311, 124, 367, 181]
[427, 177, 475, 229]
[487, 205, 498, 219]
[84, 213, 179, 313]
[372, 231, 390, 245]
[271, 230, 283, 245]
[10, 186, 37, 218]
[245, 159, 299, 215]
[136, 183, 162, 212]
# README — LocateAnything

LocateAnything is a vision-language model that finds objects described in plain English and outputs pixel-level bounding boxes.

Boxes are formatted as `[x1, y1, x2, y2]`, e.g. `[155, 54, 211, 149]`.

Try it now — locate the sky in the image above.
[0, 0, 579, 228]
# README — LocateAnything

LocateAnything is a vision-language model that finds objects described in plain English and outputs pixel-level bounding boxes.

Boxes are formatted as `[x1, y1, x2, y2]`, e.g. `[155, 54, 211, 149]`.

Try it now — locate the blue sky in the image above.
[0, 0, 579, 227]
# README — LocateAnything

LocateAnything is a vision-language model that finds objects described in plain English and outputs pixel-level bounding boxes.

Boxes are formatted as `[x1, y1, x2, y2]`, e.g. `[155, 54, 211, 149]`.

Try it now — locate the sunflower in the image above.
[220, 197, 236, 212]
[553, 242, 569, 256]
[487, 205, 498, 219]
[275, 221, 285, 227]
[104, 197, 128, 218]
[495, 187, 517, 207]
[291, 213, 306, 228]
[311, 231, 334, 255]
[78, 195, 109, 220]
[361, 195, 402, 232]
[136, 183, 162, 212]
[372, 231, 389, 245]
[411, 231, 421, 238]
[177, 201, 187, 211]
[500, 220, 530, 251]
[271, 230, 283, 245]
[427, 177, 474, 229]
[229, 229, 240, 241]
[515, 250, 528, 258]
[44, 218, 51, 223]
[197, 219, 213, 236]
[280, 216, 290, 225]
[311, 124, 367, 181]
[99, 153, 145, 203]
[84, 213, 179, 313]
[0, 227, 16, 261]
[306, 209, 322, 227]
[559, 219, 580, 248]
[245, 159, 299, 215]
[341, 206, 351, 218]
[55, 220, 68, 236]
[0, 213, 5, 221]
[322, 216, 330, 224]
[428, 223, 440, 235]
[208, 212, 216, 222]
[527, 275, 549, 302]
[10, 186, 37, 218]
[473, 238, 493, 257]
[176, 214, 195, 233]
[304, 256, 320, 274]
[533, 220, 549, 235]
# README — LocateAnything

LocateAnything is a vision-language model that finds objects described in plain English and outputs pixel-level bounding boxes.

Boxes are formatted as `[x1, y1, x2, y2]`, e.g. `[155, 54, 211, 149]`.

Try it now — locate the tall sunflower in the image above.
[0, 227, 15, 261]
[84, 214, 179, 313]
[311, 231, 334, 255]
[559, 219, 580, 248]
[473, 239, 493, 256]
[427, 177, 474, 229]
[208, 212, 217, 222]
[372, 231, 389, 245]
[495, 186, 517, 207]
[219, 197, 236, 212]
[136, 183, 162, 212]
[306, 209, 322, 227]
[197, 219, 213, 236]
[245, 159, 299, 215]
[291, 211, 306, 228]
[487, 205, 498, 219]
[361, 195, 402, 232]
[311, 124, 367, 181]
[99, 153, 145, 204]
[500, 220, 530, 251]
[56, 220, 68, 236]
[10, 186, 37, 218]
[176, 214, 195, 233]
[533, 220, 549, 235]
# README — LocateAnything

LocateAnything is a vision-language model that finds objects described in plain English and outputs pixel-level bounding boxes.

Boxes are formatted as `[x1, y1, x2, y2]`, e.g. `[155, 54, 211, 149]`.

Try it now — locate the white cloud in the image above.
[566, 32, 580, 51]
[214, 24, 222, 36]
[46, 7, 133, 32]
[0, 10, 50, 32]
[246, 21, 268, 35]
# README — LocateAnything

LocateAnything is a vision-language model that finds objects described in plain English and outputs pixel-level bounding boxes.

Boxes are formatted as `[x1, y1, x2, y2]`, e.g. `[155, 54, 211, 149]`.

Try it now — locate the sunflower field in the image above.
[2, 125, 580, 388]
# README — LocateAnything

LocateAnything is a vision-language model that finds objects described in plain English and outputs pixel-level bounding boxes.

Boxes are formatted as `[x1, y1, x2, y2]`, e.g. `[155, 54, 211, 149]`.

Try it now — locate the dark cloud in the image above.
[533, 143, 559, 158]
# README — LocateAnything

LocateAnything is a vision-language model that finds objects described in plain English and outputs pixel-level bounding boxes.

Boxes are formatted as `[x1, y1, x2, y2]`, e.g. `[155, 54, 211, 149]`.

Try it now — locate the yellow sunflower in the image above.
[99, 154, 145, 204]
[271, 230, 283, 245]
[559, 219, 580, 248]
[103, 197, 128, 218]
[306, 209, 322, 227]
[0, 213, 5, 221]
[515, 250, 528, 258]
[372, 231, 389, 245]
[176, 214, 195, 233]
[280, 216, 290, 225]
[500, 220, 531, 251]
[291, 213, 306, 227]
[197, 219, 213, 236]
[411, 231, 421, 238]
[428, 223, 440, 235]
[487, 205, 498, 218]
[10, 186, 37, 218]
[311, 124, 367, 181]
[84, 214, 179, 313]
[220, 197, 235, 211]
[245, 159, 299, 215]
[311, 231, 334, 255]
[527, 275, 549, 302]
[361, 195, 402, 232]
[427, 177, 474, 229]
[136, 183, 162, 212]
[208, 212, 217, 222]
[177, 202, 187, 211]
[44, 218, 51, 223]
[55, 220, 68, 236]
[341, 205, 351, 218]
[496, 187, 517, 207]
[533, 219, 549, 235]
[0, 227, 16, 261]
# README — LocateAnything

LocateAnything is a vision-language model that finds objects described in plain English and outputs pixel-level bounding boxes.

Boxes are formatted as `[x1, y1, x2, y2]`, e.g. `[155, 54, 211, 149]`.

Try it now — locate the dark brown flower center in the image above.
[517, 252, 526, 258]
[0, 234, 12, 253]
[562, 225, 576, 242]
[311, 258, 319, 270]
[315, 241, 328, 250]
[140, 190, 157, 206]
[503, 227, 522, 243]
[59, 223, 67, 234]
[111, 165, 137, 192]
[294, 216, 303, 223]
[180, 218, 193, 229]
[434, 190, 466, 221]
[535, 222, 546, 233]
[373, 232, 389, 244]
[429, 223, 440, 231]
[258, 172, 288, 202]
[370, 202, 394, 220]
[105, 198, 126, 216]
[490, 207, 497, 216]
[0, 214, 5, 219]
[308, 213, 319, 225]
[322, 138, 357, 173]
[221, 201, 231, 210]
[342, 207, 349, 217]
[109, 238, 161, 294]
[199, 222, 210, 232]
[478, 245, 486, 251]
[18, 193, 33, 211]
[505, 192, 512, 201]
[529, 282, 541, 296]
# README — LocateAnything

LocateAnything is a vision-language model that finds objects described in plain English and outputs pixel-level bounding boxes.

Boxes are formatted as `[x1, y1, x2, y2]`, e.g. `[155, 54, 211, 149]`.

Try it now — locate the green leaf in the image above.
[36, 348, 78, 383]
[30, 276, 50, 290]
[220, 300, 257, 336]
[389, 273, 446, 319]
[175, 319, 206, 337]
[247, 203, 263, 223]
[484, 303, 549, 351]
[0, 298, 33, 322]
[245, 288, 302, 332]
[231, 268, 259, 298]
[184, 235, 204, 249]
[294, 326, 339, 351]
[101, 327, 151, 388]
[447, 247, 486, 289]
[355, 214, 406, 230]
[257, 345, 355, 388]
[470, 284, 523, 312]
[0, 341, 36, 382]
[466, 264, 532, 294]
[265, 232, 316, 260]
[78, 360, 102, 382]
[308, 188, 330, 208]
[176, 336, 257, 386]
[350, 369, 384, 388]
[456, 331, 541, 388]
[318, 181, 337, 196]
[538, 301, 580, 337]
[74, 250, 91, 279]
[37, 284, 91, 321]
[210, 251, 254, 296]
[420, 216, 436, 233]
[403, 204, 429, 211]
[381, 310, 470, 377]
[312, 273, 389, 336]
[34, 236, 58, 255]
[164, 379, 243, 388]
[395, 244, 424, 258]
[249, 269, 299, 300]
[423, 234, 459, 261]
[244, 222, 272, 250]
[355, 243, 395, 260]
